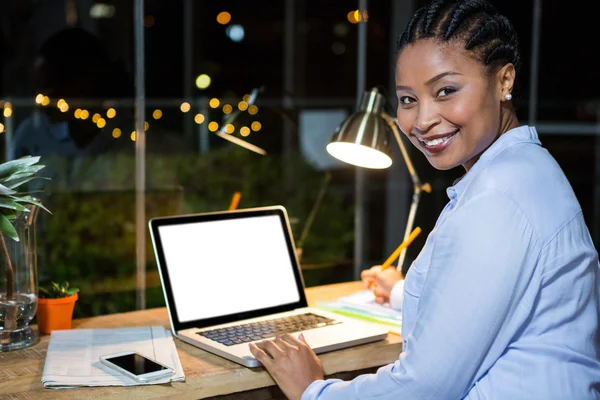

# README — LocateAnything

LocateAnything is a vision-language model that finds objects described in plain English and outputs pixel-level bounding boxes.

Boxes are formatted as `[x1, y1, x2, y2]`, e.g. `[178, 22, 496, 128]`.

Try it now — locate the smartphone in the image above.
[99, 351, 174, 382]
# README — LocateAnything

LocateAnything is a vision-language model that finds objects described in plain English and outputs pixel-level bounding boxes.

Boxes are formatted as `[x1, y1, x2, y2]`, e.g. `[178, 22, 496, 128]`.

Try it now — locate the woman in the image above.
[249, 0, 600, 398]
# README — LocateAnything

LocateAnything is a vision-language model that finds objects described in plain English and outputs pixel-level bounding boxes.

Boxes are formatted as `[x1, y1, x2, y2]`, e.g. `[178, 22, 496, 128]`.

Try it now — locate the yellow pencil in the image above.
[229, 192, 241, 211]
[380, 227, 422, 271]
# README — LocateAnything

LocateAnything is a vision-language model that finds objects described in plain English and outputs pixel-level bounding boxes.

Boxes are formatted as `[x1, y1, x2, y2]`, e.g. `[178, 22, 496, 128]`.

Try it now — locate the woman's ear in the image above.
[497, 63, 516, 100]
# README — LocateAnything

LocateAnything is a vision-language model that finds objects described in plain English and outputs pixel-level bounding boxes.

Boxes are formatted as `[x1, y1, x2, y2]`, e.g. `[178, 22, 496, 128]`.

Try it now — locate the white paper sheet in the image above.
[42, 326, 185, 388]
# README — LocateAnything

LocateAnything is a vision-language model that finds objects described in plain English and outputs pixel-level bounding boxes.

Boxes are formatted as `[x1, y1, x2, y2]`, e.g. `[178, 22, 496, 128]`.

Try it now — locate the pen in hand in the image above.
[380, 226, 422, 272]
[366, 226, 422, 291]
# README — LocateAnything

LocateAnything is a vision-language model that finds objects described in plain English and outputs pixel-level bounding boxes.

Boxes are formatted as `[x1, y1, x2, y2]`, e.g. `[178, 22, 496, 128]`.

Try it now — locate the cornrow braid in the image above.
[396, 0, 521, 75]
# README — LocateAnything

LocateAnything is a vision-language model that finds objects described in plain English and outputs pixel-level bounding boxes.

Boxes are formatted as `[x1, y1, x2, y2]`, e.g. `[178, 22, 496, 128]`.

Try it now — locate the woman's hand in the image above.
[249, 333, 324, 400]
[361, 265, 404, 304]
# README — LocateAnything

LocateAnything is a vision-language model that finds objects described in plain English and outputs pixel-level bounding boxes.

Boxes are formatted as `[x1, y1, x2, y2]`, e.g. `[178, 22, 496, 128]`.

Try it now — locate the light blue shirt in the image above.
[303, 125, 600, 399]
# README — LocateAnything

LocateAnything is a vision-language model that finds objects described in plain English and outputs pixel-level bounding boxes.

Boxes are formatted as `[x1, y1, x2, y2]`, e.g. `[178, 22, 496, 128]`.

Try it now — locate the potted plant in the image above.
[0, 156, 50, 351]
[37, 281, 79, 334]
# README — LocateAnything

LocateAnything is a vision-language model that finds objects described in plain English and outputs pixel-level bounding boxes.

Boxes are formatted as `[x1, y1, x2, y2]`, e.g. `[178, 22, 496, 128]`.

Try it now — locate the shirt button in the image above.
[446, 187, 457, 200]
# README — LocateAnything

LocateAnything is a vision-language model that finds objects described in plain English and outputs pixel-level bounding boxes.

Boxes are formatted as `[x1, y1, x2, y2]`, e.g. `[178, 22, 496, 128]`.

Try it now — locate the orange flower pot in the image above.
[36, 293, 78, 335]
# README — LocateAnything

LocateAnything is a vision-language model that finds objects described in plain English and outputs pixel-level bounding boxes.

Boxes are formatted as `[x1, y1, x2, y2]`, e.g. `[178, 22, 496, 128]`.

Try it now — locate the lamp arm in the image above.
[380, 111, 431, 271]
[380, 112, 425, 190]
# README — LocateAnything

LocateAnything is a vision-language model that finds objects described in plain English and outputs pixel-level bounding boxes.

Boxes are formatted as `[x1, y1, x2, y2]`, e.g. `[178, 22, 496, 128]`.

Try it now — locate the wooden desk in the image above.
[0, 282, 402, 399]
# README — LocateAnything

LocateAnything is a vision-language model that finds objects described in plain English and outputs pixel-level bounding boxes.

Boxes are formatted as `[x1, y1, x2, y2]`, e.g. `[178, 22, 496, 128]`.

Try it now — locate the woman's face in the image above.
[395, 39, 507, 171]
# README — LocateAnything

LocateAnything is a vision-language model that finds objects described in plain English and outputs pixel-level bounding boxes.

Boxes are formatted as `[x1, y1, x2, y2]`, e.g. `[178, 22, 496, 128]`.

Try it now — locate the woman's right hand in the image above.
[361, 265, 404, 304]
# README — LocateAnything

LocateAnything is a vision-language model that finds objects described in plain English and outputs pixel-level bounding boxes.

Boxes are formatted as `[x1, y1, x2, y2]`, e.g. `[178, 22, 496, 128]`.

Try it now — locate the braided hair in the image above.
[397, 0, 520, 76]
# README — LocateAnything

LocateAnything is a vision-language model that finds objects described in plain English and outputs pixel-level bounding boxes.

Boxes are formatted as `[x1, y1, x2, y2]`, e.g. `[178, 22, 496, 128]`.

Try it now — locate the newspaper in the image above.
[42, 326, 185, 388]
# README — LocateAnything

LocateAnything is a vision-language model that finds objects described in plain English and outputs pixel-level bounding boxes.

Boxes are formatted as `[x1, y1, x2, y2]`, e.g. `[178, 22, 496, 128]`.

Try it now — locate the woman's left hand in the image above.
[249, 333, 324, 400]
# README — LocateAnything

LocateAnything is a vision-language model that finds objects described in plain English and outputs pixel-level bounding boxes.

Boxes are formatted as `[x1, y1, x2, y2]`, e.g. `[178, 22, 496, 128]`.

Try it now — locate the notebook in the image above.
[149, 205, 388, 367]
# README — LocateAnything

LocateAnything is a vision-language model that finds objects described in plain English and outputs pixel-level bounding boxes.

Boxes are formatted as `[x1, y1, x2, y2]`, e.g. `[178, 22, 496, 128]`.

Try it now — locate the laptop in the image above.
[149, 205, 388, 367]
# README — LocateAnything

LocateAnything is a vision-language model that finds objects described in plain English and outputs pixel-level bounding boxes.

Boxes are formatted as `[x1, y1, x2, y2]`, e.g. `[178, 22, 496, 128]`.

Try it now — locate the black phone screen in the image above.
[105, 353, 168, 375]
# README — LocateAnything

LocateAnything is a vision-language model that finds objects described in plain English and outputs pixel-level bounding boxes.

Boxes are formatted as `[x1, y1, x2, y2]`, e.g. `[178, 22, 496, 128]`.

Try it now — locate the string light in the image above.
[57, 99, 66, 108]
[251, 121, 262, 131]
[59, 103, 69, 112]
[153, 109, 162, 119]
[74, 109, 82, 118]
[41, 96, 50, 106]
[209, 98, 220, 108]
[222, 104, 233, 114]
[92, 113, 101, 123]
[240, 126, 250, 136]
[242, 94, 251, 102]
[208, 122, 219, 132]
[0, 123, 4, 133]
[112, 128, 122, 138]
[144, 121, 150, 131]
[238, 101, 248, 111]
[180, 102, 191, 113]
[106, 108, 116, 118]
[35, 94, 44, 104]
[225, 124, 235, 134]
[248, 105, 258, 115]
[131, 131, 136, 141]
[80, 110, 89, 119]
[97, 118, 106, 128]
[194, 114, 205, 124]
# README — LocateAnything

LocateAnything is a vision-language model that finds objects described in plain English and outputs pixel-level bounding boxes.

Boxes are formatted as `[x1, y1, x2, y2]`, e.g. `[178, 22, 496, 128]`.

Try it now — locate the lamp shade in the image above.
[326, 88, 392, 169]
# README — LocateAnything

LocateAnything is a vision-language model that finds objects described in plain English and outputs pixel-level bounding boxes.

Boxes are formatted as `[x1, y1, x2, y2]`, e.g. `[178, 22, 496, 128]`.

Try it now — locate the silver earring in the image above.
[504, 93, 512, 101]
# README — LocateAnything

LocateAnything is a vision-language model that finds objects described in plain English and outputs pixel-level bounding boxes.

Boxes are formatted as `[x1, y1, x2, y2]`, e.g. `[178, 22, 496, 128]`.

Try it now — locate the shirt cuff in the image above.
[301, 379, 344, 400]
[388, 279, 405, 311]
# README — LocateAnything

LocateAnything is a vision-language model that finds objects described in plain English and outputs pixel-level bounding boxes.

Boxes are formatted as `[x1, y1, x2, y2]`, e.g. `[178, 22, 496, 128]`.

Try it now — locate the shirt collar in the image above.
[446, 125, 541, 201]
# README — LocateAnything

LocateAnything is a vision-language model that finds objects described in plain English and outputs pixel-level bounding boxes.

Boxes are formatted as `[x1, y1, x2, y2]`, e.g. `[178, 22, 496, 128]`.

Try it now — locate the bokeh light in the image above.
[217, 11, 231, 25]
[196, 74, 211, 89]
[208, 121, 219, 132]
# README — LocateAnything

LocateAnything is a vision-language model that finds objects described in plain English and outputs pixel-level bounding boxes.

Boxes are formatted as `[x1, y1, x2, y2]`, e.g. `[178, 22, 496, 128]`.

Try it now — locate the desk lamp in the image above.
[326, 87, 431, 270]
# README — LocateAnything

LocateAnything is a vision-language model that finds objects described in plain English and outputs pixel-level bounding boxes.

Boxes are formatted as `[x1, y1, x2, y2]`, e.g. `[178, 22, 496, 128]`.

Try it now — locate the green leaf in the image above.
[0, 183, 16, 195]
[3, 165, 46, 182]
[0, 199, 29, 212]
[0, 212, 19, 241]
[67, 288, 79, 296]
[1, 210, 16, 220]
[0, 156, 41, 179]
[5, 176, 51, 190]
[9, 196, 51, 214]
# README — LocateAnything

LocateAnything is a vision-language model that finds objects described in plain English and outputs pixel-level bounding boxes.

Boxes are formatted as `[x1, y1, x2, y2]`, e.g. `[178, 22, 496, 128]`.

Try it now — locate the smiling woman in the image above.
[394, 2, 521, 171]
[251, 1, 600, 399]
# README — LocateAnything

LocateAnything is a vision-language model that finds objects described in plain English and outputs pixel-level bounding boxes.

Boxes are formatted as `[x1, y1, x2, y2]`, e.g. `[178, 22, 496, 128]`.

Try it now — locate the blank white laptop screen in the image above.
[158, 215, 301, 323]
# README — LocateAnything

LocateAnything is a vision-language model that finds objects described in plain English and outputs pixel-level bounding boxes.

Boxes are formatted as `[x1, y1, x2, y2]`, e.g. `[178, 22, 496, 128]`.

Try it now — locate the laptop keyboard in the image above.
[197, 312, 342, 346]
